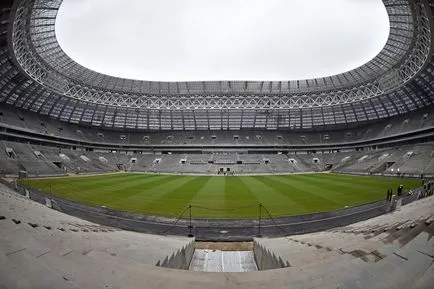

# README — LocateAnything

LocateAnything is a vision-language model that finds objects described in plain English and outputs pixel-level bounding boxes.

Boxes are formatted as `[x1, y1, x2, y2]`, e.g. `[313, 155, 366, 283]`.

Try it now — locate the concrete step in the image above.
[282, 254, 367, 286]
[394, 231, 433, 258]
[411, 261, 434, 289]
[349, 231, 434, 289]
[0, 252, 34, 289]
[5, 250, 81, 289]
[35, 248, 147, 289]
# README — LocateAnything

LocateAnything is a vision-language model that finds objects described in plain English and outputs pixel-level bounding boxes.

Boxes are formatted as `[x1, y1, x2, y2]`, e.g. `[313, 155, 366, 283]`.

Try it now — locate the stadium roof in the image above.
[0, 0, 433, 130]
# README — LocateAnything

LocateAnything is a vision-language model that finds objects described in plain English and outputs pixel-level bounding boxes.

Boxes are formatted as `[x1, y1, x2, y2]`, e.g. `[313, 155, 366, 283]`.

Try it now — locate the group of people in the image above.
[217, 170, 235, 176]
[386, 184, 404, 201]
[387, 180, 434, 201]
[420, 179, 434, 199]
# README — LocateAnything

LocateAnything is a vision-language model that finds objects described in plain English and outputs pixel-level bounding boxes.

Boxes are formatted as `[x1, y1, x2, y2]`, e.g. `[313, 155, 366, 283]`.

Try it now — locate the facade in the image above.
[0, 0, 433, 131]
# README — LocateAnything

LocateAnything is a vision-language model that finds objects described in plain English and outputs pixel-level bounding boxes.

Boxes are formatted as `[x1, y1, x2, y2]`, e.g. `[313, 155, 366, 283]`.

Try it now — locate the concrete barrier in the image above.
[157, 240, 195, 270]
[253, 240, 288, 270]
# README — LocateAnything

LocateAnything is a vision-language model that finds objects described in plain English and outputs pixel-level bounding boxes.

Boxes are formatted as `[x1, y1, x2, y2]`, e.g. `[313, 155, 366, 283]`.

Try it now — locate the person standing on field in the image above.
[397, 184, 403, 197]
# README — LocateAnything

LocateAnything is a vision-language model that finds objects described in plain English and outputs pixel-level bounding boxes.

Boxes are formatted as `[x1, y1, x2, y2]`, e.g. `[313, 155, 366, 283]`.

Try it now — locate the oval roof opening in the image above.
[56, 0, 390, 82]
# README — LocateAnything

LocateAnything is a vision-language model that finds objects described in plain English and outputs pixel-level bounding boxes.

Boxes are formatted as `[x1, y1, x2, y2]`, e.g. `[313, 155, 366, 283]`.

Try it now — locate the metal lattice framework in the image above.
[0, 0, 433, 130]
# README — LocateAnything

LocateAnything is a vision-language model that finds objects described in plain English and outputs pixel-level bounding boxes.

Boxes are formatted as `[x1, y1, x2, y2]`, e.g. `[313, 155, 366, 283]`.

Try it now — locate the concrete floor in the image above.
[189, 250, 258, 272]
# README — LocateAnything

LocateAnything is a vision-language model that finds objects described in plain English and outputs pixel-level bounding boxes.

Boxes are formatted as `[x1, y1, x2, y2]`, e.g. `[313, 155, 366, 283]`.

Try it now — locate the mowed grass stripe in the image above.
[141, 176, 212, 217]
[316, 173, 420, 191]
[96, 175, 181, 206]
[106, 175, 192, 211]
[75, 174, 168, 196]
[31, 174, 159, 198]
[191, 177, 228, 218]
[220, 177, 260, 217]
[284, 174, 419, 206]
[19, 173, 145, 194]
[284, 174, 373, 205]
[225, 176, 259, 207]
[270, 175, 342, 209]
[191, 177, 226, 208]
[254, 176, 312, 214]
[53, 175, 177, 206]
[25, 173, 141, 188]
[301, 173, 418, 202]
[68, 174, 164, 196]
[319, 173, 411, 188]
[264, 175, 343, 214]
[243, 176, 304, 217]
[295, 174, 384, 199]
[287, 174, 353, 195]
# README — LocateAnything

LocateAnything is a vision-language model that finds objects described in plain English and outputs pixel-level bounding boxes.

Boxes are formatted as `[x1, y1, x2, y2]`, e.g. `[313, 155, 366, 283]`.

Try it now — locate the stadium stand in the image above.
[0, 0, 433, 287]
[1, 104, 434, 147]
[2, 141, 434, 177]
[1, 179, 433, 288]
[254, 196, 434, 288]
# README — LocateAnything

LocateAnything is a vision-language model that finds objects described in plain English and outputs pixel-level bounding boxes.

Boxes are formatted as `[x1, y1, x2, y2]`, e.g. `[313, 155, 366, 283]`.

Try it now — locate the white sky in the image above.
[56, 0, 390, 82]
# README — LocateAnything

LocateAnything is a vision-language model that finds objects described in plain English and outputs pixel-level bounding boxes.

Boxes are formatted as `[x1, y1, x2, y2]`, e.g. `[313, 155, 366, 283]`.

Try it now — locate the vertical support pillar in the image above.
[188, 204, 194, 237]
[258, 203, 262, 237]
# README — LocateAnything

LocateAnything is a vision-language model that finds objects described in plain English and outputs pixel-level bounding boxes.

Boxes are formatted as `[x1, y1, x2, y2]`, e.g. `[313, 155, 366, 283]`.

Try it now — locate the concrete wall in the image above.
[253, 240, 289, 270]
[157, 240, 195, 270]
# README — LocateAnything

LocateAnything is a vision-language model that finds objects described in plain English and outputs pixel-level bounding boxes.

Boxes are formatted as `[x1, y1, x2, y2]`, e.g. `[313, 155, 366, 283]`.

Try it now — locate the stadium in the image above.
[0, 0, 433, 288]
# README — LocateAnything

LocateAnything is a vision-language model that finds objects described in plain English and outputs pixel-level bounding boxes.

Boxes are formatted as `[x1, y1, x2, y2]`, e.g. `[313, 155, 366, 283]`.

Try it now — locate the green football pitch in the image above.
[20, 173, 420, 218]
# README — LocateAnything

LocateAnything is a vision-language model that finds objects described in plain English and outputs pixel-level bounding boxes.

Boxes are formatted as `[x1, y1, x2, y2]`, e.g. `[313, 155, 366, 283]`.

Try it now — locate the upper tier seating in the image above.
[1, 105, 433, 146]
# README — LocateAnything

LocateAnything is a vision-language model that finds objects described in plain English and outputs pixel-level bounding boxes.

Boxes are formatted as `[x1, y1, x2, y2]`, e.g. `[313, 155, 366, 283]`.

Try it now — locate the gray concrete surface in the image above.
[253, 241, 288, 270]
[158, 240, 195, 269]
[189, 250, 258, 272]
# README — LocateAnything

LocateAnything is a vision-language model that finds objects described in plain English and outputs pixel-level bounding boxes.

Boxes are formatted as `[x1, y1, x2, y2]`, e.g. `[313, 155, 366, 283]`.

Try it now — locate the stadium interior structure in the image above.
[0, 0, 434, 288]
[0, 0, 433, 179]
